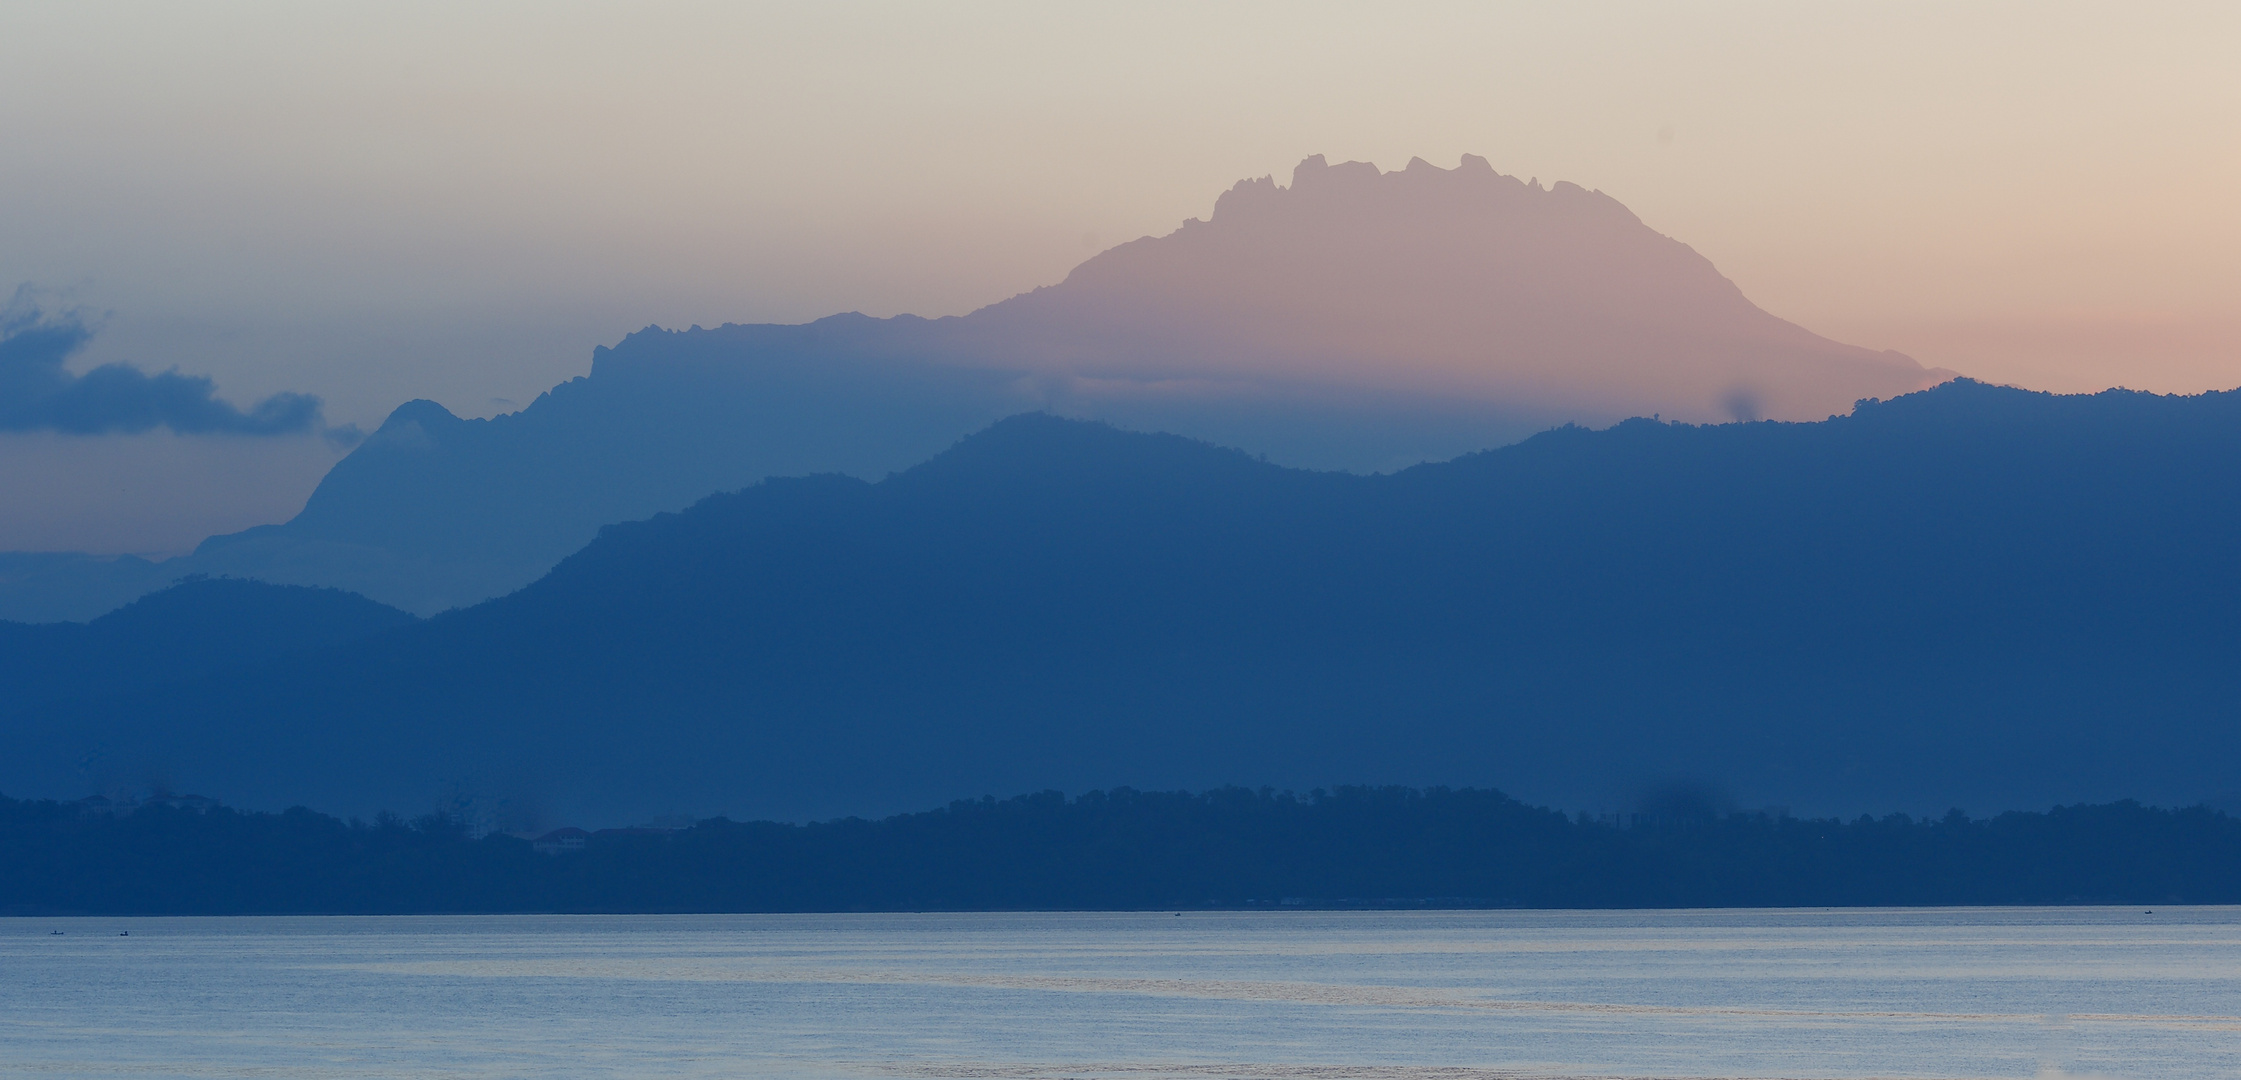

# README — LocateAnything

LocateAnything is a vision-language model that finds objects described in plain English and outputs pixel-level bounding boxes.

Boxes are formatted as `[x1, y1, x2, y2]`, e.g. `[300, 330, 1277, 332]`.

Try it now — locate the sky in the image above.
[2, 1, 2238, 553]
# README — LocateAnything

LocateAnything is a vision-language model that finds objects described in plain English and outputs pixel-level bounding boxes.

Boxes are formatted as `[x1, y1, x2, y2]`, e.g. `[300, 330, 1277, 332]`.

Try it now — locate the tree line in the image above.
[5, 786, 2236, 915]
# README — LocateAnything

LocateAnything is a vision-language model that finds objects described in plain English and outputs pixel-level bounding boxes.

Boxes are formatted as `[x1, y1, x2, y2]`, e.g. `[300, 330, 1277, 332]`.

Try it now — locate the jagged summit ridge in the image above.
[1208, 153, 1591, 223]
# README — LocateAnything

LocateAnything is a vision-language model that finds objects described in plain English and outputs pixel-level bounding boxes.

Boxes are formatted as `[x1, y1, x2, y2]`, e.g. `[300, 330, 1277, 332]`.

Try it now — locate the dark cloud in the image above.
[1, 297, 333, 438]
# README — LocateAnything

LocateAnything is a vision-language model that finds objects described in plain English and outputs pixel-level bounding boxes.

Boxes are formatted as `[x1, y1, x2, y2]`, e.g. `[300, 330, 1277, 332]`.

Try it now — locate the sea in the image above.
[1, 907, 2234, 1080]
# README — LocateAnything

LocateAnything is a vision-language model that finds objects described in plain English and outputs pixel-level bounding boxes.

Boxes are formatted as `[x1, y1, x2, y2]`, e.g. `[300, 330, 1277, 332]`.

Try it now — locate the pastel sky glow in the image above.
[2, 1, 2238, 551]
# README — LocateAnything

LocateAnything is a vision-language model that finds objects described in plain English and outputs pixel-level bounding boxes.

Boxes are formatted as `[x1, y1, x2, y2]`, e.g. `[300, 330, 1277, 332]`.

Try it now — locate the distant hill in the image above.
[0, 576, 416, 720]
[4, 379, 2236, 825]
[0, 155, 1945, 619]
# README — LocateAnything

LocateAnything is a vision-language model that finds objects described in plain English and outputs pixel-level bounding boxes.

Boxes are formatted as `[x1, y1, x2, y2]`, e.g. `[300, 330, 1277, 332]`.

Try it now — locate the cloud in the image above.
[1, 292, 341, 439]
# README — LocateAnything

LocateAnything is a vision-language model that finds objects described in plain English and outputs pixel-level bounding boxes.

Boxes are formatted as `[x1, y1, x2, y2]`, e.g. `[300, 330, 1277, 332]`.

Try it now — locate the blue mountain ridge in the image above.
[5, 378, 2236, 826]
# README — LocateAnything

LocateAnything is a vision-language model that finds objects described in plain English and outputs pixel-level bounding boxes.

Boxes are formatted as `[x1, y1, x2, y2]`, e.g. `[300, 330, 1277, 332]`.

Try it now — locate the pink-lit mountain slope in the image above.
[926, 154, 1950, 424]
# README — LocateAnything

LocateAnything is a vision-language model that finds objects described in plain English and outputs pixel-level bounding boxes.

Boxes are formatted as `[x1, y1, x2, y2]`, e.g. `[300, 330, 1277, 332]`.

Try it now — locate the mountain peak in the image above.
[945, 154, 1948, 426]
[365, 399, 465, 447]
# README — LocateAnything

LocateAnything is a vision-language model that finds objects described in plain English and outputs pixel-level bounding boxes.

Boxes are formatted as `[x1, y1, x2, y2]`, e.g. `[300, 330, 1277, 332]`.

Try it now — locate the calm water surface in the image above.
[1, 907, 2234, 1080]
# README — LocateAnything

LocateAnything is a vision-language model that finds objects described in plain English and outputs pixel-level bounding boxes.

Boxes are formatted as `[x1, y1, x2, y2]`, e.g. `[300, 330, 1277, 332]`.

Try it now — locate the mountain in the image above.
[0, 155, 1947, 619]
[0, 576, 416, 714]
[5, 379, 2235, 825]
[179, 354, 1022, 616]
[922, 153, 1944, 422]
